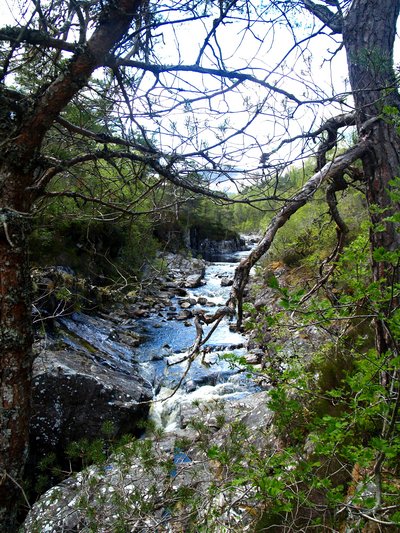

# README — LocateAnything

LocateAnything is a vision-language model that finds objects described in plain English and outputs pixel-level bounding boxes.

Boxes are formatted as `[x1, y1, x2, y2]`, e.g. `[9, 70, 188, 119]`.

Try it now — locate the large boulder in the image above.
[220, 276, 234, 287]
[157, 252, 206, 288]
[30, 346, 153, 462]
[181, 272, 204, 288]
[197, 236, 246, 259]
[23, 392, 273, 533]
[187, 227, 247, 260]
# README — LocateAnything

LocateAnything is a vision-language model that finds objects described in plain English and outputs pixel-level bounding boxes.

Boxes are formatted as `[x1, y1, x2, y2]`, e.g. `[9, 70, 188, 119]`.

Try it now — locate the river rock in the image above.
[181, 272, 204, 288]
[23, 392, 272, 533]
[244, 349, 264, 364]
[22, 440, 179, 532]
[254, 287, 280, 311]
[176, 309, 193, 320]
[126, 306, 150, 318]
[189, 234, 246, 260]
[158, 252, 206, 288]
[163, 282, 188, 296]
[220, 276, 233, 287]
[30, 347, 153, 463]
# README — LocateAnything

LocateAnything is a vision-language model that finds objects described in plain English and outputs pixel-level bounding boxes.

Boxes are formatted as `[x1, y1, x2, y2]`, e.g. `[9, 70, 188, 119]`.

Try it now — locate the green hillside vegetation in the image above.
[29, 175, 241, 284]
[230, 157, 367, 269]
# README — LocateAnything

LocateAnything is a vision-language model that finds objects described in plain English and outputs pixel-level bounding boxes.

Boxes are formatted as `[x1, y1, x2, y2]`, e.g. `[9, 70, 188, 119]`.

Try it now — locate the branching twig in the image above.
[228, 140, 369, 327]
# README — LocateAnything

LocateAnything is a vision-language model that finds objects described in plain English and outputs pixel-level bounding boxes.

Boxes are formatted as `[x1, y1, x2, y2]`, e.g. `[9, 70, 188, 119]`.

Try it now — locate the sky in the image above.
[144, 5, 351, 181]
[0, 0, 399, 190]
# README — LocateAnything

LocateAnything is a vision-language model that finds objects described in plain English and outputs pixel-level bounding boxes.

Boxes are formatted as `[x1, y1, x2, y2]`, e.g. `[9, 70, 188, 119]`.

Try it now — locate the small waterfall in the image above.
[52, 243, 261, 435]
[143, 249, 260, 432]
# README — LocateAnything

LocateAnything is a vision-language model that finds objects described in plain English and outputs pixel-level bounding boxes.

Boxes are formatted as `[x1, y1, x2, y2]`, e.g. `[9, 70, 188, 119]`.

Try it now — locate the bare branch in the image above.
[298, 167, 350, 306]
[229, 139, 370, 326]
[314, 112, 356, 171]
[261, 111, 356, 166]
[42, 190, 184, 218]
[12, 0, 145, 161]
[303, 0, 343, 33]
[34, 149, 229, 203]
[109, 59, 304, 105]
[0, 26, 77, 52]
[55, 116, 155, 153]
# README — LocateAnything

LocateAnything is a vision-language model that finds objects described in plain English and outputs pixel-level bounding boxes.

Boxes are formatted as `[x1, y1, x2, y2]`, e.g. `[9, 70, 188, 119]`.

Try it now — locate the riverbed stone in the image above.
[30, 347, 153, 464]
[220, 276, 233, 287]
[176, 309, 193, 320]
[23, 391, 272, 533]
[181, 273, 204, 288]
[244, 349, 264, 364]
[157, 252, 206, 287]
[190, 235, 246, 259]
[126, 306, 150, 318]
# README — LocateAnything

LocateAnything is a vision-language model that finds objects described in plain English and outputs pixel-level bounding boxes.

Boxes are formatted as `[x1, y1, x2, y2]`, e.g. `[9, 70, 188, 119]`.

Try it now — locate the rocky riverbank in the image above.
[24, 244, 336, 532]
[23, 391, 273, 532]
[27, 237, 290, 522]
[29, 253, 209, 461]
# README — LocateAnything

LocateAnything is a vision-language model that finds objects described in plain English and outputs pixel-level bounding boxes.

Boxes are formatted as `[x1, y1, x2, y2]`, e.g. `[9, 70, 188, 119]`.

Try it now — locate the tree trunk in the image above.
[343, 0, 400, 510]
[0, 204, 33, 530]
[343, 0, 400, 356]
[0, 3, 144, 526]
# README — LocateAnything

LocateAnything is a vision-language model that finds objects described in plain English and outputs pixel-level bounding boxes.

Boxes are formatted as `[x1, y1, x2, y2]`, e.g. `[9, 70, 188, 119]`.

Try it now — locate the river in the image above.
[136, 248, 261, 432]
[25, 244, 267, 530]
[56, 245, 261, 433]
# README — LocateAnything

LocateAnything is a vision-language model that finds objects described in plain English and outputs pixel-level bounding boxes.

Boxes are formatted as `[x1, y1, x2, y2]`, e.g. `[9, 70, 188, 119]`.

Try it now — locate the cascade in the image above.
[140, 247, 261, 432]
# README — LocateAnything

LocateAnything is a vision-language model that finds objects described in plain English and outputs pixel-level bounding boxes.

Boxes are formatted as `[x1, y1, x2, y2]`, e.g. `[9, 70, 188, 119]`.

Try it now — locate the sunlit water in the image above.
[58, 246, 260, 432]
[145, 249, 261, 431]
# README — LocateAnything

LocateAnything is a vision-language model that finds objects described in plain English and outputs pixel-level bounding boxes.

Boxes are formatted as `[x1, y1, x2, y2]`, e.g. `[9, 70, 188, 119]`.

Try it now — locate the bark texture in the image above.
[0, 208, 32, 529]
[0, 1, 144, 528]
[343, 0, 400, 356]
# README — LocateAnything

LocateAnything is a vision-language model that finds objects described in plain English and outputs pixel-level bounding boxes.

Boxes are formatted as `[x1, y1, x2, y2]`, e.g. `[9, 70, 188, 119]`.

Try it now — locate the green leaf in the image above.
[267, 274, 280, 289]
[207, 445, 220, 460]
[390, 511, 400, 525]
[384, 212, 400, 223]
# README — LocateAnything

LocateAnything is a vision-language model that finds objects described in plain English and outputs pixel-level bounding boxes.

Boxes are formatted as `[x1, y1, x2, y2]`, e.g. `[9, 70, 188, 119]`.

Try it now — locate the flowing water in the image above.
[142, 249, 261, 432]
[57, 246, 260, 433]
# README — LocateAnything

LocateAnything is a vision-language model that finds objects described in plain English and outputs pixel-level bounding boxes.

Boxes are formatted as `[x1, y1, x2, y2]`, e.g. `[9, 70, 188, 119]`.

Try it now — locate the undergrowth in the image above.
[24, 187, 400, 532]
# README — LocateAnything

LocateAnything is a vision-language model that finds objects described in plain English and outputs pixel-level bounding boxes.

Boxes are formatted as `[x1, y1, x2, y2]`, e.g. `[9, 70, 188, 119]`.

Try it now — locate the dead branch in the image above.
[55, 116, 153, 153]
[298, 165, 350, 306]
[303, 0, 343, 33]
[228, 140, 370, 327]
[261, 111, 356, 166]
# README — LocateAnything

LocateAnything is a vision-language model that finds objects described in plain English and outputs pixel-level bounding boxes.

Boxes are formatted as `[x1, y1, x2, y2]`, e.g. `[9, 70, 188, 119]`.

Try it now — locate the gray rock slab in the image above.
[30, 348, 153, 460]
